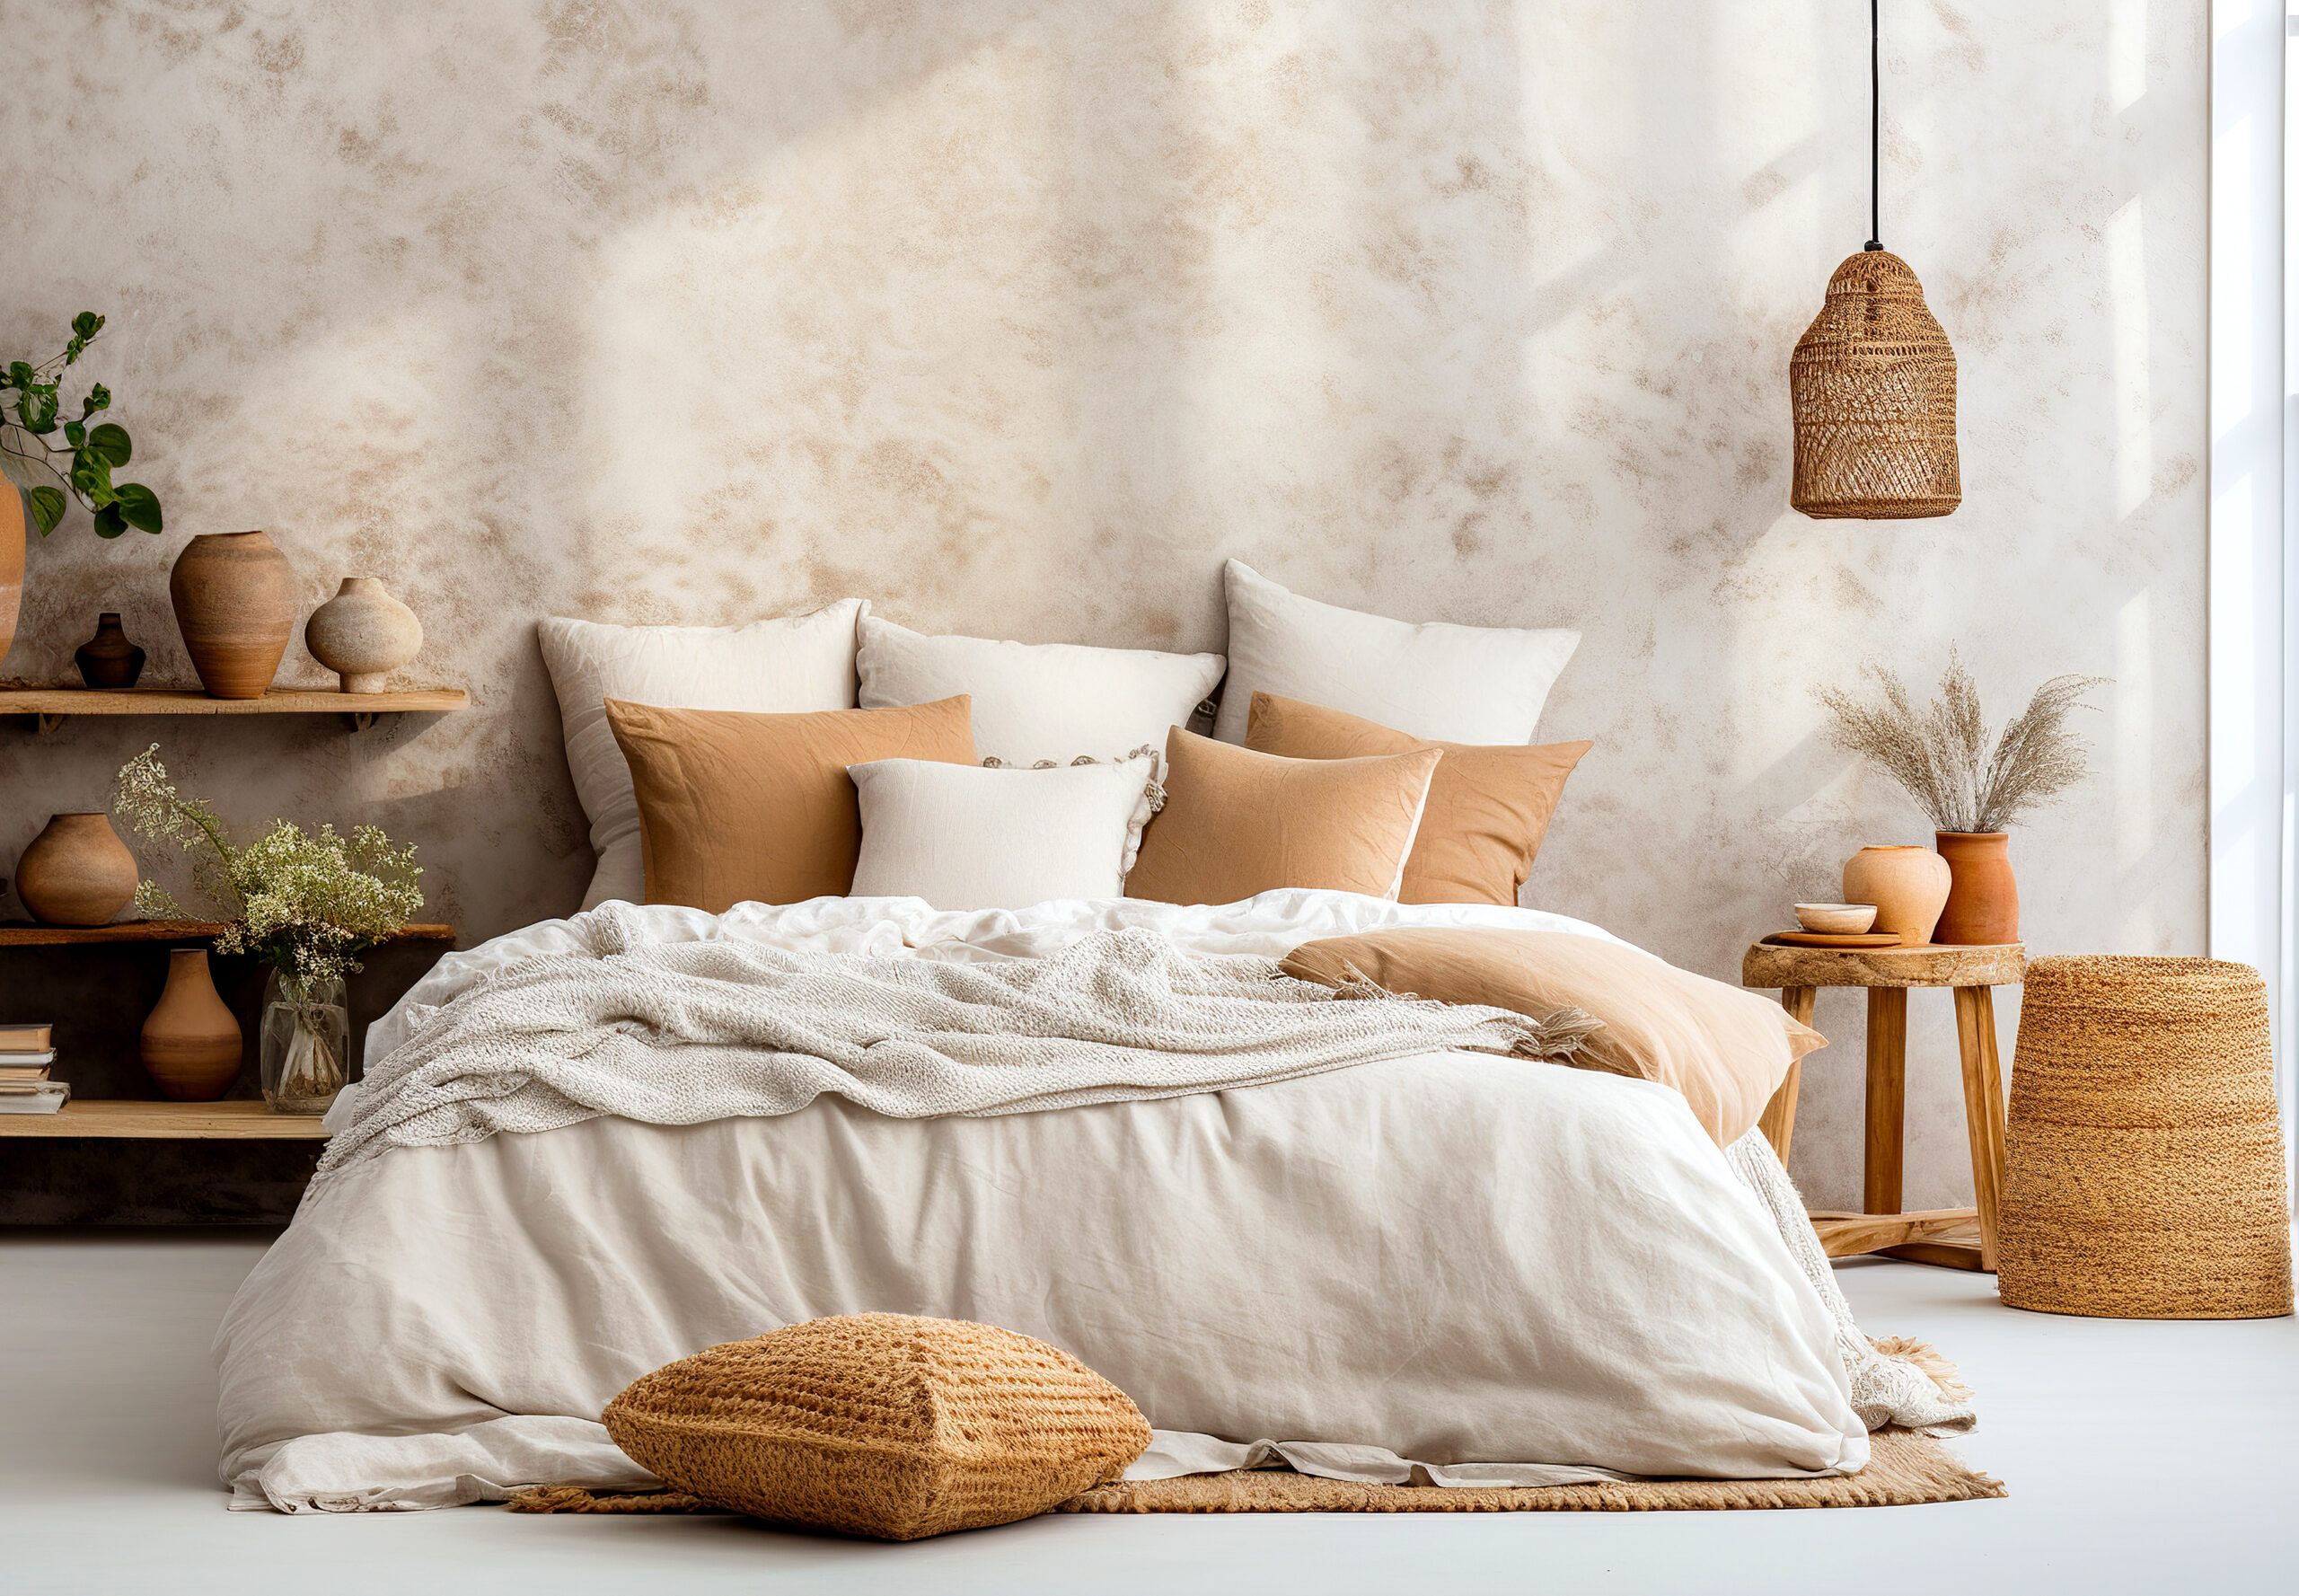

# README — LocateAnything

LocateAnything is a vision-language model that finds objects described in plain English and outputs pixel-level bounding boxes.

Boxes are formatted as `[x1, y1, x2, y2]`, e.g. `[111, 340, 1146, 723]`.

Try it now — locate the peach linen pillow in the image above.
[1245, 692, 1591, 906]
[604, 696, 976, 913]
[1123, 727, 1443, 905]
[1280, 929, 1826, 1146]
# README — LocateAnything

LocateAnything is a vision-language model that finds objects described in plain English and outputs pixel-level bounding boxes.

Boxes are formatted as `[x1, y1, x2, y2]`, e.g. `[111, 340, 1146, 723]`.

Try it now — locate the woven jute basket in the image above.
[602, 1313, 1150, 1539]
[1998, 956, 2293, 1319]
[1790, 250, 1961, 519]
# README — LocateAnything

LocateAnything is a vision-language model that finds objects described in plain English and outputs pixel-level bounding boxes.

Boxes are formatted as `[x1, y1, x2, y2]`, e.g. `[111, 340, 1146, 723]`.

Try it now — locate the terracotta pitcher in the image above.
[141, 948, 243, 1101]
[1841, 844, 1953, 946]
[1934, 831, 2019, 944]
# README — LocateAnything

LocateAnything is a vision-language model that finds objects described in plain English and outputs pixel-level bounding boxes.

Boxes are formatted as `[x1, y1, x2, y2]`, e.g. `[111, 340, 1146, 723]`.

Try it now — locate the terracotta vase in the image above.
[14, 812, 139, 927]
[1841, 844, 1953, 947]
[169, 530, 295, 700]
[75, 611, 147, 689]
[0, 486, 22, 665]
[1933, 831, 2020, 945]
[304, 577, 423, 693]
[141, 948, 243, 1101]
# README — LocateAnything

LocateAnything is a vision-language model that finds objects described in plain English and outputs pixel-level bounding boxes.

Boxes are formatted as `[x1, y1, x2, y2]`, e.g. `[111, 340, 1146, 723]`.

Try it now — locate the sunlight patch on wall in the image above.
[2116, 586, 2155, 862]
[2110, 0, 2151, 114]
[2110, 196, 2154, 517]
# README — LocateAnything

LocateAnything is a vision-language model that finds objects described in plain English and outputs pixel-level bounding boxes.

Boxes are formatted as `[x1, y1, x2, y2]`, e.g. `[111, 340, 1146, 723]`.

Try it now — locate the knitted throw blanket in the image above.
[312, 911, 1594, 1193]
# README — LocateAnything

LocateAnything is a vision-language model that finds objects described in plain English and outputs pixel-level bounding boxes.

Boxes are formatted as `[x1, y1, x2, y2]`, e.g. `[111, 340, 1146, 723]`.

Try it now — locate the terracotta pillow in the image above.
[604, 696, 975, 912]
[1125, 727, 1443, 905]
[1246, 692, 1591, 906]
[1280, 929, 1826, 1145]
[604, 1314, 1150, 1539]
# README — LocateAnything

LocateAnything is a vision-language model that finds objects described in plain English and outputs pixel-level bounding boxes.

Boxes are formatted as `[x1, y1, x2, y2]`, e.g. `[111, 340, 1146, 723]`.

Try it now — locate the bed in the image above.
[216, 891, 1965, 1512]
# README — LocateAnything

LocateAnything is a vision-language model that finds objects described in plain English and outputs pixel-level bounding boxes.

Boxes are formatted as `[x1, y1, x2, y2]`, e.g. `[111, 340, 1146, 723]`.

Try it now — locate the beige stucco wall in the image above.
[0, 1, 2207, 1209]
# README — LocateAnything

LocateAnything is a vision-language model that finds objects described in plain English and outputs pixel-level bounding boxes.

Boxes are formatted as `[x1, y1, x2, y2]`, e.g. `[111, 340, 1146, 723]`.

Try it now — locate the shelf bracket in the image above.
[35, 712, 65, 737]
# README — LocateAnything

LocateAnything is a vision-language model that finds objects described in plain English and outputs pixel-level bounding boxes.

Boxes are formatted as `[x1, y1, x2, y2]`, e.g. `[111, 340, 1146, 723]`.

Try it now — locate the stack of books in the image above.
[0, 1023, 67, 1115]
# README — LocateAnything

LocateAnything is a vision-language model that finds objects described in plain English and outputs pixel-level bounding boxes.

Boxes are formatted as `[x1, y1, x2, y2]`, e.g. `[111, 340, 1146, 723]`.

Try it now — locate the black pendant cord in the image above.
[1863, 0, 1884, 251]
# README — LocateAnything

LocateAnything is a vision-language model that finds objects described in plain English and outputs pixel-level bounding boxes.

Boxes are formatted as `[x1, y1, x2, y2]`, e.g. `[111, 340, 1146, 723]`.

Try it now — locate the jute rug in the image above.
[509, 1429, 2000, 1518]
[512, 1335, 2002, 1518]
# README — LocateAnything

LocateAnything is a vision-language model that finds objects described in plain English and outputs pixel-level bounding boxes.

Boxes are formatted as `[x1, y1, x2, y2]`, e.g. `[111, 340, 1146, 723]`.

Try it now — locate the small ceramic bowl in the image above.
[1794, 903, 1878, 935]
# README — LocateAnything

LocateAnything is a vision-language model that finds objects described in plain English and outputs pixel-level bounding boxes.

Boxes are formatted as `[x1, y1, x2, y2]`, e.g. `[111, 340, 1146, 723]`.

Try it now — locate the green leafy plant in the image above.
[111, 745, 425, 990]
[2, 312, 165, 539]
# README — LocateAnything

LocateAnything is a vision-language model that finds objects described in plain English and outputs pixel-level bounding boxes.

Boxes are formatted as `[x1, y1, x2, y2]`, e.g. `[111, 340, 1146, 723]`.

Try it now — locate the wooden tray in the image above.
[1766, 930, 1904, 948]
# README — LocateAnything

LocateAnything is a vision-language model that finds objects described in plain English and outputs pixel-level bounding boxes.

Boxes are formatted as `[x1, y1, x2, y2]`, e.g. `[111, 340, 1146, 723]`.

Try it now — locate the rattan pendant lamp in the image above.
[1790, 0, 1960, 519]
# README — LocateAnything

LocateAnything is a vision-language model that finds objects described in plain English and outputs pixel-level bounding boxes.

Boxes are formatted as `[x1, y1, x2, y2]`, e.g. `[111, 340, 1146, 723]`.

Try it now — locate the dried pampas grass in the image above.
[1815, 648, 2105, 834]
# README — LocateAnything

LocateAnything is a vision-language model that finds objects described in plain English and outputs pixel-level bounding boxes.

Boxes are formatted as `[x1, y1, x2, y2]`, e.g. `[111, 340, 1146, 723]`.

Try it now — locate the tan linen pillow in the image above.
[1280, 929, 1827, 1146]
[604, 1314, 1150, 1540]
[604, 696, 975, 912]
[1125, 727, 1443, 905]
[1245, 692, 1591, 906]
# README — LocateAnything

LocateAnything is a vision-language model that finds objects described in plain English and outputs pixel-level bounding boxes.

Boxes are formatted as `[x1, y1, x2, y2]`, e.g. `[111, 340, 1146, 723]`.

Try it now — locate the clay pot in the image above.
[169, 531, 295, 699]
[75, 611, 147, 689]
[141, 948, 243, 1101]
[14, 812, 139, 927]
[304, 577, 423, 693]
[1, 487, 22, 665]
[1841, 844, 1953, 947]
[1934, 831, 2020, 945]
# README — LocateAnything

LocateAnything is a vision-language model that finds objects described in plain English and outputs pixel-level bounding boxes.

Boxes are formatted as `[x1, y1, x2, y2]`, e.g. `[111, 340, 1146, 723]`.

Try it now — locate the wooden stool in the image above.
[1741, 939, 2025, 1272]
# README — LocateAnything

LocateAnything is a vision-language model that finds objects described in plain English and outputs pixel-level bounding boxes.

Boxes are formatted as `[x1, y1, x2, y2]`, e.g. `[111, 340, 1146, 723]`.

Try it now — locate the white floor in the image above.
[1, 1230, 2293, 1596]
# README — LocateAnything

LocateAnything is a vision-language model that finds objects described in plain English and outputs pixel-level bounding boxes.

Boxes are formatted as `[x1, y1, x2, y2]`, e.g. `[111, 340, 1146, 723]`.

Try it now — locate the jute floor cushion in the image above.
[597, 1314, 1150, 1539]
[1997, 956, 2294, 1319]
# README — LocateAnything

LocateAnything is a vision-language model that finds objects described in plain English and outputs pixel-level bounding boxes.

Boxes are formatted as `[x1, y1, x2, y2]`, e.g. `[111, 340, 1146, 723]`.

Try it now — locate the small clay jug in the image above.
[1933, 832, 2019, 944]
[75, 611, 147, 689]
[14, 812, 139, 927]
[1841, 844, 1953, 947]
[169, 530, 295, 699]
[141, 948, 243, 1101]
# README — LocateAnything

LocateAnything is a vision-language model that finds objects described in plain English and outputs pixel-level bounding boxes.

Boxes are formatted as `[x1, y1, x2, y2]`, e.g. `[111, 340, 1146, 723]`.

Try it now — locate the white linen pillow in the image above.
[848, 753, 1161, 911]
[857, 615, 1223, 767]
[539, 602, 868, 910]
[1212, 560, 1581, 745]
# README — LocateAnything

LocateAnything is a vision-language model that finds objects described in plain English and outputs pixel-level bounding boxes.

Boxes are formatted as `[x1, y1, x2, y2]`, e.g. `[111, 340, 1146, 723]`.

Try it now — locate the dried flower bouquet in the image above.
[1815, 648, 2105, 834]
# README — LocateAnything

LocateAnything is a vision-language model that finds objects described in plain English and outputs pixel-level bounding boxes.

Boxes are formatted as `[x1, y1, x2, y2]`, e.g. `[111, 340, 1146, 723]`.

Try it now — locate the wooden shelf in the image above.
[0, 1099, 331, 1138]
[0, 685, 468, 734]
[0, 921, 453, 948]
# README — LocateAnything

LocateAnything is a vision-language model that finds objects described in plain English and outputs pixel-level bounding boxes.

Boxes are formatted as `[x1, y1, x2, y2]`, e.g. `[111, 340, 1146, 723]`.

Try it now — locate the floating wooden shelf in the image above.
[0, 685, 468, 734]
[0, 1099, 331, 1139]
[0, 921, 454, 948]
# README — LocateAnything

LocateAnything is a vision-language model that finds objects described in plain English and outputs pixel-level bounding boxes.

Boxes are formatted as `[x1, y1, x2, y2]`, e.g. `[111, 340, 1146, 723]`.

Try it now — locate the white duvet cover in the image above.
[218, 892, 1878, 1512]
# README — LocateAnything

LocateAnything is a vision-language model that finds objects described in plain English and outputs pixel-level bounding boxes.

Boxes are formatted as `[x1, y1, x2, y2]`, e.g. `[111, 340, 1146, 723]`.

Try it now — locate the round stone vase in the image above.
[14, 812, 139, 927]
[1933, 831, 2020, 945]
[141, 947, 243, 1101]
[304, 577, 423, 693]
[1840, 844, 1953, 947]
[169, 530, 295, 699]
